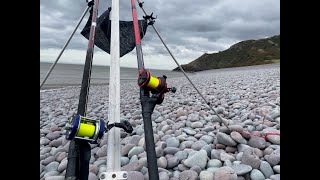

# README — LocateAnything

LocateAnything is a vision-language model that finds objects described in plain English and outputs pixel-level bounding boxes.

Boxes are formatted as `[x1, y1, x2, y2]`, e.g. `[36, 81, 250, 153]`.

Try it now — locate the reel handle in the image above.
[166, 87, 176, 93]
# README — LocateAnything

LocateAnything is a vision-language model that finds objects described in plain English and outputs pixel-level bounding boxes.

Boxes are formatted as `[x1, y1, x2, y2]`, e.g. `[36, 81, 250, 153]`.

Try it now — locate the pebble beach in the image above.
[40, 64, 280, 180]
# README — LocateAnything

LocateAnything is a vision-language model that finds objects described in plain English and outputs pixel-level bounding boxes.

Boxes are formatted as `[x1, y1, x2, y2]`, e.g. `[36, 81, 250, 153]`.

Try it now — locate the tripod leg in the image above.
[40, 6, 90, 89]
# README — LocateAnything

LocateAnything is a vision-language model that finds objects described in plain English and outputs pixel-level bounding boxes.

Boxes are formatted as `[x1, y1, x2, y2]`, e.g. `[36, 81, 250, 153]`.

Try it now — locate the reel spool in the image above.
[66, 115, 105, 143]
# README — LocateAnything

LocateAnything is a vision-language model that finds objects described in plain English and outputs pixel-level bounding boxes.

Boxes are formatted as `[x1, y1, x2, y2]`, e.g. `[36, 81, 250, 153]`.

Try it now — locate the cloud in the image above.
[40, 0, 280, 69]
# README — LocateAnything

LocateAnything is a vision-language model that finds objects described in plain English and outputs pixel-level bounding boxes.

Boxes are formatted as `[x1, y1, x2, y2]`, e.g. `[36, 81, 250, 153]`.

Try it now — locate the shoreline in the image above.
[40, 64, 279, 90]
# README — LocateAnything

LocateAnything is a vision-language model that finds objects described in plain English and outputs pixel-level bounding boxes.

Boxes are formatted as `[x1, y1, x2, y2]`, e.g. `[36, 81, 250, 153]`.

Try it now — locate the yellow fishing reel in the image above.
[66, 115, 105, 143]
[138, 69, 176, 94]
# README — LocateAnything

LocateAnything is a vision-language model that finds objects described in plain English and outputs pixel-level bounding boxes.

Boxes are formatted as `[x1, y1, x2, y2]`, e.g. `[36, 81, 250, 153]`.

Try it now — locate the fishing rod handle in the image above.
[65, 141, 79, 180]
[142, 112, 159, 180]
[65, 140, 91, 180]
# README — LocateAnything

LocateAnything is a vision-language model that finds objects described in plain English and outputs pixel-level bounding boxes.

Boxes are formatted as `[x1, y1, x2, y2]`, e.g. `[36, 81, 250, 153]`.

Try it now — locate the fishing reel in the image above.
[138, 69, 176, 104]
[66, 115, 105, 143]
[66, 115, 133, 143]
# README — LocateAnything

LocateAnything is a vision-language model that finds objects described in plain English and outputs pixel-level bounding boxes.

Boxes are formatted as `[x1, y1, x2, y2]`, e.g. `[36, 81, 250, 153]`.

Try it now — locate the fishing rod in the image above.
[130, 0, 176, 179]
[136, 0, 230, 129]
[40, 5, 90, 89]
[65, 0, 99, 179]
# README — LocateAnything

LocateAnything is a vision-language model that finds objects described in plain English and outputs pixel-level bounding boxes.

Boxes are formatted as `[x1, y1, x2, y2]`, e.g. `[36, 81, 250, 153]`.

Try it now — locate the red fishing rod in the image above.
[131, 0, 176, 179]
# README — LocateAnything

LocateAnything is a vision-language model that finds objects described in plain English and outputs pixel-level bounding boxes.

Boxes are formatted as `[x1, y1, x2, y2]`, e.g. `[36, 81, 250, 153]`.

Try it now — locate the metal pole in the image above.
[106, 0, 121, 174]
[40, 6, 90, 89]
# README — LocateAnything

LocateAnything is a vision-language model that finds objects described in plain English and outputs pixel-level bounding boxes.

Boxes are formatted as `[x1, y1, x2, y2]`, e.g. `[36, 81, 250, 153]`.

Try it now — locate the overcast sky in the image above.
[40, 0, 280, 70]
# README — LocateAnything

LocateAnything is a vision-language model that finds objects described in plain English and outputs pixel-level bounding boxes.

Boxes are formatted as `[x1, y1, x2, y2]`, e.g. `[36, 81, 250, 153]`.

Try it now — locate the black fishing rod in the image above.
[65, 0, 99, 179]
[131, 0, 176, 179]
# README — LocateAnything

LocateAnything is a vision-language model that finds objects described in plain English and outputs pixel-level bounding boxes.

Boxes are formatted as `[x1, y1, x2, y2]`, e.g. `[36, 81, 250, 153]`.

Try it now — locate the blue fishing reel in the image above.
[65, 115, 134, 143]
[66, 115, 105, 143]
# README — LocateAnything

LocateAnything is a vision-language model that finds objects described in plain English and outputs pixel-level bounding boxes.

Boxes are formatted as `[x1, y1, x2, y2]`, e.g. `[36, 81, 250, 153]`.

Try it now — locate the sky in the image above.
[40, 0, 280, 70]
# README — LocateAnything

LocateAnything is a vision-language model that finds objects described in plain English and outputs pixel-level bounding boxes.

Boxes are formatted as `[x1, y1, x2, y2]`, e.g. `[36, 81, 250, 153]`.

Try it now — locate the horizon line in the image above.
[40, 61, 175, 71]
